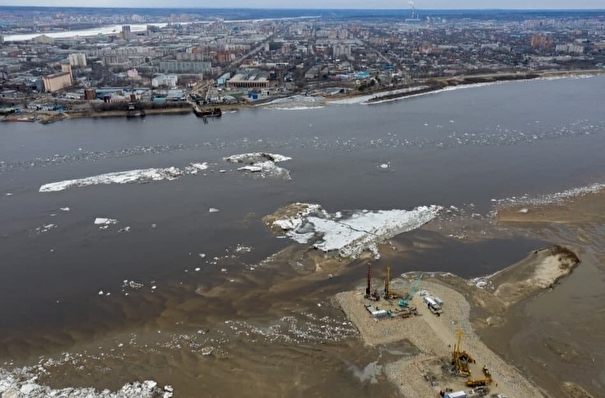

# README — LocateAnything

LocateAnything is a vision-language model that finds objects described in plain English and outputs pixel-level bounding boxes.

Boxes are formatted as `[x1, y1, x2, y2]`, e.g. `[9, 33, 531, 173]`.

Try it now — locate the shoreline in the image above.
[331, 69, 605, 105]
[2, 69, 603, 125]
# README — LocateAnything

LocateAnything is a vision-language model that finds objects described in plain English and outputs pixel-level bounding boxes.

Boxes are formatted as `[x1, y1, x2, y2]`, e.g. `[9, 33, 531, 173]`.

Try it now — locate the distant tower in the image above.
[405, 1, 421, 23]
[121, 25, 132, 40]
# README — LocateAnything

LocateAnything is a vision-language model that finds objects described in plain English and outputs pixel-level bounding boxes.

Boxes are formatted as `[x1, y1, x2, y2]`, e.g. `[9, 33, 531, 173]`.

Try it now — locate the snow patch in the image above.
[262, 95, 325, 110]
[328, 86, 429, 105]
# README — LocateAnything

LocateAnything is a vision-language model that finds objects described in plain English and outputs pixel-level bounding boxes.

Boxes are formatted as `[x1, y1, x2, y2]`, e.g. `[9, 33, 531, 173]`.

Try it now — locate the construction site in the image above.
[335, 263, 545, 398]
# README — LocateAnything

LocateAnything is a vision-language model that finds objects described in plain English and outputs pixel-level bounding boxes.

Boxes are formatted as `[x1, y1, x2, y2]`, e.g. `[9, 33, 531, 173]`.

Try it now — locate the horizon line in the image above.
[0, 5, 604, 11]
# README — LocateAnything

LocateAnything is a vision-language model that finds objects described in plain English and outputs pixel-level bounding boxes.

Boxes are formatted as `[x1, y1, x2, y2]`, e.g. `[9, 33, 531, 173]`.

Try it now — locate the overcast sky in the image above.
[0, 0, 602, 9]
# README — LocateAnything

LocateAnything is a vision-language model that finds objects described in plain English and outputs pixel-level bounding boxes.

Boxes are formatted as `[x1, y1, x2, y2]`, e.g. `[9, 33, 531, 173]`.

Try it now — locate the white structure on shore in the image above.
[152, 74, 178, 88]
[555, 44, 584, 54]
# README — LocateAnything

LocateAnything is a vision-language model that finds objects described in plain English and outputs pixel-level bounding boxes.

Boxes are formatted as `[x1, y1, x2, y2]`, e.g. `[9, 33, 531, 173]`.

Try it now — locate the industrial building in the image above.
[42, 71, 72, 93]
[217, 72, 231, 86]
[42, 72, 72, 93]
[84, 88, 97, 100]
[227, 71, 270, 88]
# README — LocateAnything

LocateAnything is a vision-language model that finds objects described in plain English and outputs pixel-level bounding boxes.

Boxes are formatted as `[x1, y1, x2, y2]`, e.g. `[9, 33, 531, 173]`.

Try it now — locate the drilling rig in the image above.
[384, 266, 398, 300]
[364, 263, 380, 301]
[451, 330, 475, 377]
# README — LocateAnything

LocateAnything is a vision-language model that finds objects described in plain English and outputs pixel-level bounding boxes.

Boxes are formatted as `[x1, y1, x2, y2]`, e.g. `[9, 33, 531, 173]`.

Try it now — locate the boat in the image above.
[193, 106, 222, 118]
[126, 103, 146, 118]
[126, 109, 146, 118]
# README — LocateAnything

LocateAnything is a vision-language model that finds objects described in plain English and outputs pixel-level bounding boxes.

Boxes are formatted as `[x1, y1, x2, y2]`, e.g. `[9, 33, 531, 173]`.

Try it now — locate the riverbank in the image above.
[3, 68, 603, 125]
[335, 245, 579, 398]
[329, 69, 605, 105]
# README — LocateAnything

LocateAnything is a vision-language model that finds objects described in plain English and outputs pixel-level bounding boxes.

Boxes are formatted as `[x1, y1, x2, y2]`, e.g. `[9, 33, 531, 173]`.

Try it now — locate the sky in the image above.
[0, 0, 603, 9]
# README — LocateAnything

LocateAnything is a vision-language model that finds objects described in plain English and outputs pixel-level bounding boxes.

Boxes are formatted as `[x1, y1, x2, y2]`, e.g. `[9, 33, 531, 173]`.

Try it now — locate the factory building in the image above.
[43, 72, 72, 93]
[227, 71, 270, 88]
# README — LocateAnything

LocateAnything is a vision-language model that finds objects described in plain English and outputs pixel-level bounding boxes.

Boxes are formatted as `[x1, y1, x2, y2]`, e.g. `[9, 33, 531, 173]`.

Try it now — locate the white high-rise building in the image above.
[68, 53, 87, 67]
[152, 74, 178, 88]
[333, 44, 351, 59]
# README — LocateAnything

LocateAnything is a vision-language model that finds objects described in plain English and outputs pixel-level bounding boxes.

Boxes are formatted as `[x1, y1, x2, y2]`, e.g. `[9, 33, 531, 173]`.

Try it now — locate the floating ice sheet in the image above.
[271, 203, 441, 257]
[225, 153, 292, 179]
[39, 162, 209, 193]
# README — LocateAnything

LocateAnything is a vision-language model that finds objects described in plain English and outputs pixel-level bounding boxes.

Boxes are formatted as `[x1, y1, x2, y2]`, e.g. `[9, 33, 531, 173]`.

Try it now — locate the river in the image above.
[0, 75, 604, 396]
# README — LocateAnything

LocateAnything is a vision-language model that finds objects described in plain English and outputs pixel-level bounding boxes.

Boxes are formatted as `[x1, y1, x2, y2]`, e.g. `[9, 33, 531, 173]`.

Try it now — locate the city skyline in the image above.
[0, 0, 604, 9]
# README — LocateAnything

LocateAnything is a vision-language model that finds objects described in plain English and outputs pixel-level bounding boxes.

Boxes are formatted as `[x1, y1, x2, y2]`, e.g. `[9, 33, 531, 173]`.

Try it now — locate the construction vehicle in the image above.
[466, 377, 492, 388]
[384, 266, 398, 300]
[364, 263, 380, 301]
[398, 272, 423, 307]
[451, 330, 475, 377]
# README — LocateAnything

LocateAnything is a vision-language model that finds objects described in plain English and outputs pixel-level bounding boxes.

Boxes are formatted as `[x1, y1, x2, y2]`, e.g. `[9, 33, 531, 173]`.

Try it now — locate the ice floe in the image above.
[35, 224, 57, 234]
[0, 367, 172, 398]
[494, 182, 605, 209]
[39, 162, 210, 193]
[94, 218, 118, 225]
[184, 162, 209, 174]
[224, 152, 292, 179]
[270, 203, 442, 257]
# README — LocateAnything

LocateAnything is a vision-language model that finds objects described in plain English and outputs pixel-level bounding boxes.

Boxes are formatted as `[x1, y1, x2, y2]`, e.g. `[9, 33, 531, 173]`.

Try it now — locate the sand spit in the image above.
[489, 246, 579, 307]
[335, 246, 579, 398]
[264, 203, 441, 258]
[39, 162, 209, 193]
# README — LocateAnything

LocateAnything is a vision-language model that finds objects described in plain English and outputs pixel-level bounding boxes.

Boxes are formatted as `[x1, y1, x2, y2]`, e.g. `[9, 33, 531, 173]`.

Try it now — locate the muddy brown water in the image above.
[479, 197, 605, 398]
[1, 75, 605, 396]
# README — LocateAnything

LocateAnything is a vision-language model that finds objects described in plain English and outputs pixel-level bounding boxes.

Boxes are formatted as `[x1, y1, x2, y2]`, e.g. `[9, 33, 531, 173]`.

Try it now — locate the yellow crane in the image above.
[384, 266, 398, 299]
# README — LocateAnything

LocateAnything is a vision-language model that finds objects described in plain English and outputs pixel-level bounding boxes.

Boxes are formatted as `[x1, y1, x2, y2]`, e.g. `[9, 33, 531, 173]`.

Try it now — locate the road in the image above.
[227, 24, 291, 69]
